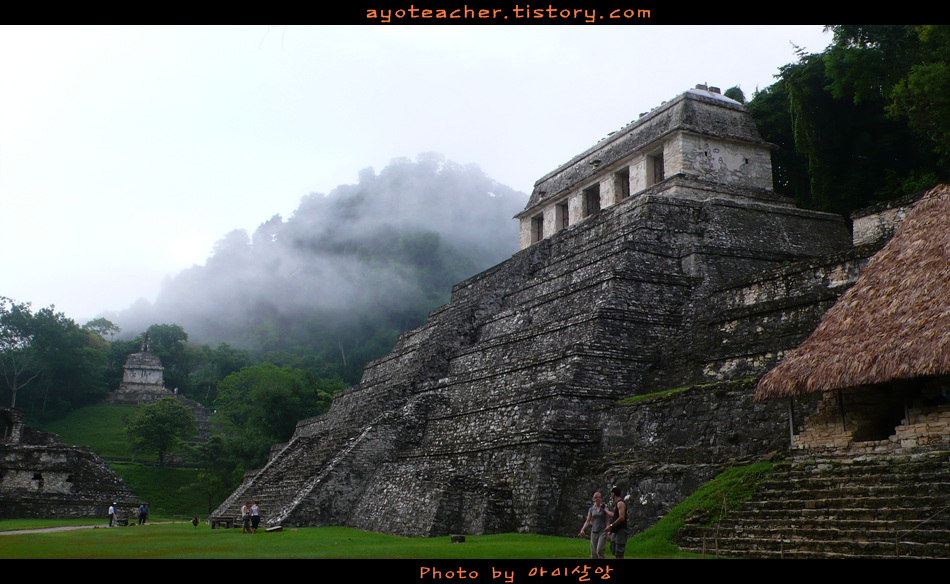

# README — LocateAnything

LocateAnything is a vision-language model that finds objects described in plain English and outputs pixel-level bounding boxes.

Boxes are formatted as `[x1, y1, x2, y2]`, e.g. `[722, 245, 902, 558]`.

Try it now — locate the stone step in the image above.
[679, 524, 950, 557]
[683, 522, 950, 544]
[678, 537, 949, 559]
[763, 461, 950, 480]
[743, 495, 950, 514]
[728, 506, 950, 530]
[752, 477, 950, 494]
[675, 450, 950, 559]
[763, 468, 950, 485]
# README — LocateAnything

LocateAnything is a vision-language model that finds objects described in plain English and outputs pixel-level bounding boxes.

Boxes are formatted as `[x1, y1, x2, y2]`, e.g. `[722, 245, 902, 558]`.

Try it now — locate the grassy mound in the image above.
[35, 403, 214, 517]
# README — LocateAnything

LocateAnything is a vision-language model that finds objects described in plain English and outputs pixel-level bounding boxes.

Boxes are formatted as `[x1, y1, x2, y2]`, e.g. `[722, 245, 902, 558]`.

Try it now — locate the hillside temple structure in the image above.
[108, 333, 172, 404]
[211, 85, 915, 537]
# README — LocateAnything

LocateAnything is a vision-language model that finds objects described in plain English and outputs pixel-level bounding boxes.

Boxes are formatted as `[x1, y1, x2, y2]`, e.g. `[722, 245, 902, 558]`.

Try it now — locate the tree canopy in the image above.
[748, 25, 949, 216]
[1, 297, 109, 414]
[124, 397, 197, 466]
[211, 363, 341, 469]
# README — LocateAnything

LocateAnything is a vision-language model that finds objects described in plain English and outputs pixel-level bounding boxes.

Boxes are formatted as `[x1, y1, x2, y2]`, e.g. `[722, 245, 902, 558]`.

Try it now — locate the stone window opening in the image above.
[647, 150, 665, 186]
[556, 203, 569, 231]
[614, 170, 630, 201]
[531, 215, 544, 244]
[583, 185, 601, 217]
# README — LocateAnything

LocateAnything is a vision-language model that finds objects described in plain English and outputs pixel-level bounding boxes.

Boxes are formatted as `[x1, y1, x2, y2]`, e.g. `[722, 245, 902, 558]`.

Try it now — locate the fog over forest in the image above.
[111, 153, 527, 379]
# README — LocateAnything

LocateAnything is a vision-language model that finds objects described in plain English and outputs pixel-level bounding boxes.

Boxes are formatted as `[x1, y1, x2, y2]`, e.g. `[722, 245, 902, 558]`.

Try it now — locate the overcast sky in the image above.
[0, 25, 833, 323]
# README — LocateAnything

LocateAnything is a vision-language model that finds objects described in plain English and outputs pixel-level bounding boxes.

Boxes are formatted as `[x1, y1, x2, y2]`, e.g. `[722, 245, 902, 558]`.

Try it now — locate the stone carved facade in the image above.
[212, 87, 874, 537]
[0, 407, 138, 519]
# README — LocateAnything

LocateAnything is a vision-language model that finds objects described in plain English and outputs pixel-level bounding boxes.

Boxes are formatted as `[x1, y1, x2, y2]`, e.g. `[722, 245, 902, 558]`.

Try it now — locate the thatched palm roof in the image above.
[755, 184, 950, 401]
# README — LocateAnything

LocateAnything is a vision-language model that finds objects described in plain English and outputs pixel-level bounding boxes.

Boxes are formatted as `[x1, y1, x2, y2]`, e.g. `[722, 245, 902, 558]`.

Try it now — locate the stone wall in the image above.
[562, 379, 823, 534]
[897, 404, 950, 448]
[851, 192, 925, 246]
[682, 243, 882, 387]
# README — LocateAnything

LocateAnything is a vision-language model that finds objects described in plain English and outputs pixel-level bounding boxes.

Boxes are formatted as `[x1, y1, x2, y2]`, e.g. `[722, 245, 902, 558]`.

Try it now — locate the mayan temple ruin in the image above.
[0, 406, 138, 519]
[211, 85, 947, 544]
[107, 333, 171, 404]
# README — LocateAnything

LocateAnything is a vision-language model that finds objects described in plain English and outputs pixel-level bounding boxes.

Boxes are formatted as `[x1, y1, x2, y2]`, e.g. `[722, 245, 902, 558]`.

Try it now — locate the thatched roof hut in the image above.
[755, 184, 950, 402]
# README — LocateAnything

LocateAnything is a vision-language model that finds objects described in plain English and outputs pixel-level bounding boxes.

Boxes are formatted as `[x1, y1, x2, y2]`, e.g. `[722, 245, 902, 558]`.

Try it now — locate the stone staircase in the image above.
[676, 447, 950, 559]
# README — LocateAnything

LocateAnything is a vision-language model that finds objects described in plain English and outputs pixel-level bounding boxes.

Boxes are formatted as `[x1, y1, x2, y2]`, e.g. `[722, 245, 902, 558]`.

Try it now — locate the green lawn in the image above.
[0, 513, 721, 560]
[0, 524, 593, 559]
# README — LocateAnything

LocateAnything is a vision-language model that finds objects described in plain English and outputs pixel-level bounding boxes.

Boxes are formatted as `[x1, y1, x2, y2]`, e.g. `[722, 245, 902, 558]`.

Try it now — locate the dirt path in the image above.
[0, 524, 101, 535]
[0, 522, 172, 535]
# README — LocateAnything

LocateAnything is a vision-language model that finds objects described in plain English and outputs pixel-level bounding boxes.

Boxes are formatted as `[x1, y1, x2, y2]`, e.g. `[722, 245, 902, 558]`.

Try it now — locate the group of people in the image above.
[577, 487, 627, 559]
[240, 501, 261, 534]
[107, 502, 149, 527]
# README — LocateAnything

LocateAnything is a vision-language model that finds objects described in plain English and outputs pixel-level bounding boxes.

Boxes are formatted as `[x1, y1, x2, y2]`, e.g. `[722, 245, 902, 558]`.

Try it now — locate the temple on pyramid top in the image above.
[516, 84, 781, 249]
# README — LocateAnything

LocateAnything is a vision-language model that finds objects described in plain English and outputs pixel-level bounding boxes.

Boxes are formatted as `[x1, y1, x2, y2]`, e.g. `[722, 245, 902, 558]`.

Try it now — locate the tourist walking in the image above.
[578, 491, 611, 559]
[604, 487, 627, 559]
[108, 502, 117, 527]
[138, 502, 149, 525]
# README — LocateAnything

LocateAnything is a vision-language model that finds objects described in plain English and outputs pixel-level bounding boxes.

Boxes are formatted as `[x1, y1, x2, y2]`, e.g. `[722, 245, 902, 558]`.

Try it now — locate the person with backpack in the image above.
[604, 487, 628, 559]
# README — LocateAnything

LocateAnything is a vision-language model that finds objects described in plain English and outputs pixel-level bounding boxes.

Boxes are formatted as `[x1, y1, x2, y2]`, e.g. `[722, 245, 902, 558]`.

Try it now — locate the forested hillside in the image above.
[114, 153, 526, 384]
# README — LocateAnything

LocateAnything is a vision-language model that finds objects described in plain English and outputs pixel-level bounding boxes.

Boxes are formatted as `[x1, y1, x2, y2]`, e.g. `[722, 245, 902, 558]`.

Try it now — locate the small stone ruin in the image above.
[107, 333, 173, 405]
[0, 407, 138, 520]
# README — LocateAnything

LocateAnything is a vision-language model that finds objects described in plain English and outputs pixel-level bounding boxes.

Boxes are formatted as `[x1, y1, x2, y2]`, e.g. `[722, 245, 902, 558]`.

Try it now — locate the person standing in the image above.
[250, 501, 261, 533]
[604, 487, 628, 559]
[241, 502, 251, 534]
[108, 502, 117, 528]
[578, 492, 611, 559]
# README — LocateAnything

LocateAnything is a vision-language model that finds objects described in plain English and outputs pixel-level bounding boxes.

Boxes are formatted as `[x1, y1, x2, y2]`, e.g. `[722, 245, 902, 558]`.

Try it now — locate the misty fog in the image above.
[112, 153, 527, 379]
